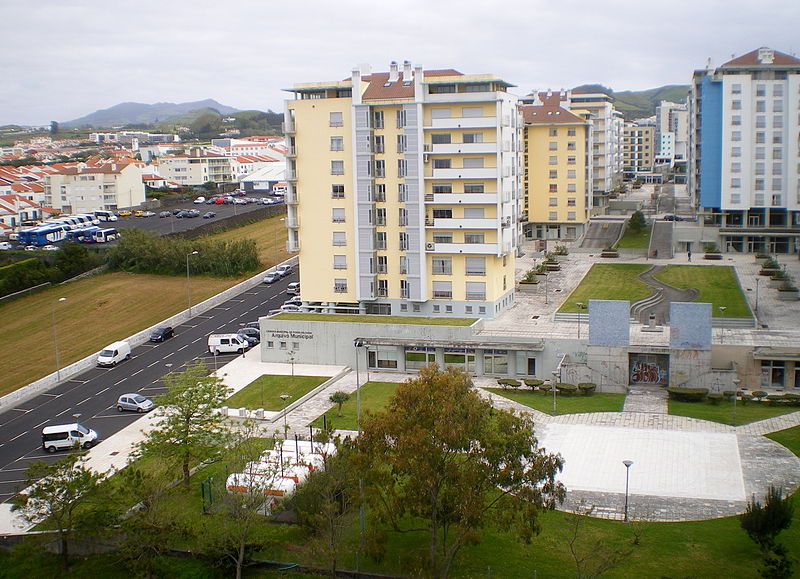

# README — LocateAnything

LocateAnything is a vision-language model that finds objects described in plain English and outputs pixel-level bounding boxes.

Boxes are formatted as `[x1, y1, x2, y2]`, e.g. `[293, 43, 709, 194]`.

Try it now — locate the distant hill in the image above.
[61, 99, 240, 128]
[573, 84, 689, 120]
[153, 108, 284, 140]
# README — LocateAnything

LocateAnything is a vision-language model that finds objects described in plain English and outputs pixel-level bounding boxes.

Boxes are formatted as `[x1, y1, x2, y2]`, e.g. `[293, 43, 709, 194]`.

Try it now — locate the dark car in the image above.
[203, 211, 216, 219]
[237, 327, 260, 346]
[149, 326, 174, 342]
[159, 211, 171, 218]
[187, 209, 201, 218]
[175, 210, 189, 218]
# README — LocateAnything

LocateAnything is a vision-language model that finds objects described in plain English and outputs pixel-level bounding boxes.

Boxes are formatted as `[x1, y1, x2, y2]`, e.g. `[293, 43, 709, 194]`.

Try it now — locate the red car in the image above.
[214, 197, 225, 204]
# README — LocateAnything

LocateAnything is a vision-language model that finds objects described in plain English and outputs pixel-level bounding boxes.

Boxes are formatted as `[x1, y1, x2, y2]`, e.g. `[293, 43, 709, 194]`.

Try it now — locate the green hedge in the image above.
[497, 378, 521, 389]
[555, 383, 577, 395]
[666, 387, 709, 402]
[577, 382, 596, 395]
[524, 379, 543, 389]
[0, 258, 50, 295]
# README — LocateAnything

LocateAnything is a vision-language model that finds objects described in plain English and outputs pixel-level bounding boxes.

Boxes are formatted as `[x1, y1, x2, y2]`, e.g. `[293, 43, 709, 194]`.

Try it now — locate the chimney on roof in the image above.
[352, 66, 362, 105]
[389, 61, 399, 82]
[414, 65, 424, 100]
[403, 60, 413, 81]
[757, 47, 774, 64]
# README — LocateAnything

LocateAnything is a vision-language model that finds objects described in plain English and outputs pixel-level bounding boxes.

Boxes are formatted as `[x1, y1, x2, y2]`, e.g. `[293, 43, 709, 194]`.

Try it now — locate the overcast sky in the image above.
[2, 0, 798, 126]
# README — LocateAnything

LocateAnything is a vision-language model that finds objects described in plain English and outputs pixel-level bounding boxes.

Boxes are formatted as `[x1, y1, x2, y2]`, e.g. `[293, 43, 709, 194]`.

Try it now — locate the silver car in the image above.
[116, 393, 154, 413]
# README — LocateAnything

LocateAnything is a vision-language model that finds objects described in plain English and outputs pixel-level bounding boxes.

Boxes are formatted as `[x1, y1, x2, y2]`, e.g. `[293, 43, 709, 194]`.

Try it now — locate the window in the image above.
[462, 132, 483, 143]
[432, 208, 452, 219]
[567, 156, 576, 165]
[431, 133, 451, 144]
[567, 197, 576, 206]
[397, 159, 407, 177]
[398, 183, 407, 202]
[731, 177, 741, 188]
[567, 141, 576, 150]
[432, 280, 452, 299]
[333, 255, 347, 269]
[464, 183, 484, 193]
[568, 128, 576, 136]
[773, 100, 784, 113]
[376, 255, 387, 273]
[755, 179, 765, 191]
[568, 169, 576, 178]
[433, 158, 451, 169]
[331, 184, 345, 198]
[773, 134, 783, 144]
[330, 136, 344, 151]
[548, 156, 558, 165]
[432, 183, 452, 194]
[374, 159, 385, 177]
[465, 256, 485, 276]
[731, 193, 741, 203]
[732, 83, 742, 94]
[462, 107, 482, 118]
[400, 279, 409, 298]
[773, 84, 784, 97]
[465, 281, 486, 300]
[464, 233, 484, 244]
[432, 256, 452, 275]
[731, 162, 742, 172]
[463, 157, 484, 168]
[549, 184, 558, 193]
[375, 208, 386, 226]
[464, 83, 490, 92]
[549, 211, 558, 220]
[756, 162, 765, 175]
[567, 211, 576, 221]
[372, 110, 384, 129]
[732, 146, 742, 157]
[756, 132, 766, 144]
[375, 231, 387, 250]
[549, 170, 558, 179]
[377, 279, 388, 297]
[396, 134, 407, 153]
[732, 115, 742, 126]
[731, 100, 742, 110]
[433, 232, 452, 243]
[549, 197, 558, 206]
[549, 141, 558, 151]
[430, 84, 456, 93]
[756, 116, 766, 129]
[773, 116, 783, 128]
[332, 208, 345, 222]
[773, 148, 783, 160]
[567, 184, 576, 193]
[430, 108, 451, 119]
[334, 279, 347, 293]
[332, 231, 346, 246]
[329, 111, 343, 127]
[399, 208, 408, 226]
[396, 109, 406, 128]
[374, 183, 386, 202]
[331, 160, 344, 174]
[374, 135, 384, 153]
[732, 131, 741, 142]
[399, 232, 409, 250]
[399, 256, 408, 274]
[463, 207, 484, 218]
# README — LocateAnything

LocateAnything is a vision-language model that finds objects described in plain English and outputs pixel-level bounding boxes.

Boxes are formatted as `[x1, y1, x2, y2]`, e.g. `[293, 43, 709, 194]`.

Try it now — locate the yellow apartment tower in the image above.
[284, 61, 521, 318]
[521, 92, 592, 242]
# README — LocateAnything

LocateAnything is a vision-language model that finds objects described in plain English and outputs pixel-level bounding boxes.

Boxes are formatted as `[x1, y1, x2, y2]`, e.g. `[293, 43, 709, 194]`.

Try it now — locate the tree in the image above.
[354, 365, 565, 578]
[740, 486, 794, 553]
[11, 452, 107, 570]
[290, 442, 355, 575]
[138, 363, 231, 488]
[628, 210, 647, 233]
[329, 391, 350, 417]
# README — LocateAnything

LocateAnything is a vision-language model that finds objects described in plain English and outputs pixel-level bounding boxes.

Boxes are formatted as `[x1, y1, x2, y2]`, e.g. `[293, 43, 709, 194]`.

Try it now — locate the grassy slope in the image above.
[310, 381, 401, 431]
[653, 265, 751, 317]
[484, 388, 625, 415]
[559, 264, 651, 312]
[225, 375, 328, 410]
[668, 399, 797, 425]
[615, 224, 651, 249]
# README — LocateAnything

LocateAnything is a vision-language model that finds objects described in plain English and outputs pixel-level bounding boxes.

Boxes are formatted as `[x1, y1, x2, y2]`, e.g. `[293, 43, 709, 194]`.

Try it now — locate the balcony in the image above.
[286, 146, 296, 157]
[427, 142, 497, 155]
[431, 167, 497, 180]
[428, 116, 497, 130]
[286, 239, 300, 252]
[424, 192, 497, 204]
[285, 217, 300, 228]
[286, 168, 297, 181]
[285, 190, 298, 204]
[427, 217, 497, 229]
[427, 242, 499, 255]
[282, 121, 295, 134]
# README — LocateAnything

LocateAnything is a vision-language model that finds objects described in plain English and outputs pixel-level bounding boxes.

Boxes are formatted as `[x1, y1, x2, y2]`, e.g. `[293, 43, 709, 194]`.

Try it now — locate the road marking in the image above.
[34, 420, 49, 429]
[11, 408, 29, 413]
[91, 414, 134, 419]
[147, 360, 160, 368]
[55, 408, 71, 417]
[0, 478, 27, 485]
[0, 467, 29, 473]
[131, 369, 143, 376]
[41, 393, 59, 398]
[192, 337, 203, 343]
[177, 344, 189, 351]
[78, 396, 92, 406]
[9, 432, 27, 442]
[113, 377, 127, 385]
[163, 352, 174, 359]
[69, 379, 90, 383]
[97, 387, 109, 396]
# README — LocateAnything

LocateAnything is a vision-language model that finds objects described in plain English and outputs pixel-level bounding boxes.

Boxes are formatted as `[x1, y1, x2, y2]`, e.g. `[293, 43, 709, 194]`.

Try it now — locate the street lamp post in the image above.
[186, 251, 199, 315]
[551, 369, 559, 416]
[732, 378, 741, 427]
[623, 460, 634, 522]
[718, 306, 727, 344]
[576, 302, 585, 340]
[754, 278, 760, 314]
[51, 297, 67, 381]
[279, 394, 290, 437]
[353, 338, 367, 568]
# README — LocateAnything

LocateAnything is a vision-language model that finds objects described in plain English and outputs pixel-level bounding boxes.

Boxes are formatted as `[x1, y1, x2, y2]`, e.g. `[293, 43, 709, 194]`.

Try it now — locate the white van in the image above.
[97, 340, 131, 367]
[42, 423, 99, 452]
[208, 333, 249, 355]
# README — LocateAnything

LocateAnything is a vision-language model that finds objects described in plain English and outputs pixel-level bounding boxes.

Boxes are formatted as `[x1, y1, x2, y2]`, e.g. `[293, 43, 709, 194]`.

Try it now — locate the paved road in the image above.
[0, 270, 298, 503]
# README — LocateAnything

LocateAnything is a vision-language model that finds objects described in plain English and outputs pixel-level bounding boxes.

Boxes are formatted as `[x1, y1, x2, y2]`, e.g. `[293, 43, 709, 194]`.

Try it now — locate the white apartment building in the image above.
[655, 100, 689, 163]
[156, 148, 234, 185]
[43, 163, 145, 213]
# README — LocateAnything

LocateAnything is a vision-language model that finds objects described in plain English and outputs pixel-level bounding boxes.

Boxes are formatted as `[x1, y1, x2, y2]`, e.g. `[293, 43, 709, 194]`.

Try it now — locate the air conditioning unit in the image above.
[423, 153, 430, 163]
[425, 242, 435, 251]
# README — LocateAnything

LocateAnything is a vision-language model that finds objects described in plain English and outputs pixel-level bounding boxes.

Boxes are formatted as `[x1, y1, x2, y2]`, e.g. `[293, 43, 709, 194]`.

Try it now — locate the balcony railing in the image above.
[432, 291, 453, 299]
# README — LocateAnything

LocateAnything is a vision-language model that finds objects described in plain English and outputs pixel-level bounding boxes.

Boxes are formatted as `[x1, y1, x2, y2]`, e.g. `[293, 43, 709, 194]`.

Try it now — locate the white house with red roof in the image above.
[0, 194, 45, 233]
[43, 162, 145, 213]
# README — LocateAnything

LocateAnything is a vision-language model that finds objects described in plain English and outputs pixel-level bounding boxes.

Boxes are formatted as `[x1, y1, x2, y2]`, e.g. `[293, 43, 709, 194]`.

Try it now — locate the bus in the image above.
[68, 226, 102, 243]
[18, 224, 69, 246]
[93, 228, 119, 243]
[94, 210, 118, 223]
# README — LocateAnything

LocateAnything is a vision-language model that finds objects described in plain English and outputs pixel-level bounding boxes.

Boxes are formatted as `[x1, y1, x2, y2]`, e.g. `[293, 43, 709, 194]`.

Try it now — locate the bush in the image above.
[703, 243, 720, 253]
[577, 382, 596, 395]
[628, 210, 646, 233]
[722, 390, 735, 400]
[708, 393, 724, 405]
[766, 394, 800, 407]
[521, 269, 539, 283]
[539, 384, 553, 394]
[524, 379, 543, 390]
[497, 378, 521, 389]
[0, 258, 50, 296]
[740, 394, 753, 406]
[554, 244, 569, 256]
[555, 383, 577, 395]
[752, 391, 768, 400]
[666, 387, 709, 402]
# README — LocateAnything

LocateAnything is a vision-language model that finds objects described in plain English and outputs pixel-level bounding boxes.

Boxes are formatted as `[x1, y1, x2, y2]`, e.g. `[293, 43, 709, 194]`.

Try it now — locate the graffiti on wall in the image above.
[629, 354, 669, 385]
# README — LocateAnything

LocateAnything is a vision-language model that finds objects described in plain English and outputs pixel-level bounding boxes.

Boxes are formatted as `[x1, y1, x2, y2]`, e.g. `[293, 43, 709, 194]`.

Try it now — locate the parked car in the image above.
[116, 393, 154, 413]
[149, 326, 174, 342]
[159, 210, 171, 218]
[263, 271, 280, 284]
[214, 197, 226, 204]
[172, 208, 183, 215]
[140, 211, 156, 218]
[97, 340, 131, 367]
[194, 196, 206, 204]
[233, 198, 248, 205]
[269, 304, 303, 315]
[175, 210, 189, 218]
[0, 242, 12, 250]
[237, 327, 260, 346]
[24, 245, 38, 251]
[42, 423, 98, 452]
[202, 211, 216, 219]
[117, 210, 132, 217]
[41, 244, 60, 251]
[187, 209, 201, 218]
[245, 321, 260, 330]
[284, 295, 302, 306]
[286, 281, 301, 295]
[207, 333, 249, 355]
[276, 264, 292, 278]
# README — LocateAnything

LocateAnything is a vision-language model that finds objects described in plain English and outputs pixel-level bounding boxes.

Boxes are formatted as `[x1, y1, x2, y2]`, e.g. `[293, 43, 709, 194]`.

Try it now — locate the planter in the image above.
[545, 263, 561, 272]
[600, 251, 619, 258]
[535, 273, 548, 281]
[777, 290, 800, 301]
[769, 277, 788, 288]
[518, 281, 539, 292]
[759, 268, 781, 277]
[704, 252, 723, 260]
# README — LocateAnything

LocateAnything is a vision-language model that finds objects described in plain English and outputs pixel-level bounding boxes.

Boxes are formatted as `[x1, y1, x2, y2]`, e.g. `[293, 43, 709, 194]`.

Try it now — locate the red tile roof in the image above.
[521, 104, 584, 124]
[722, 47, 800, 67]
[360, 69, 463, 101]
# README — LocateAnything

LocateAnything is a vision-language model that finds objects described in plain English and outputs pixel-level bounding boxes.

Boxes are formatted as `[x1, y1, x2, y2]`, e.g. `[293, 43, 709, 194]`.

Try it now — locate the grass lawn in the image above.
[274, 313, 476, 326]
[558, 264, 651, 312]
[653, 265, 751, 317]
[206, 212, 288, 266]
[225, 375, 328, 410]
[668, 399, 797, 425]
[484, 387, 626, 415]
[615, 224, 651, 249]
[310, 381, 401, 431]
